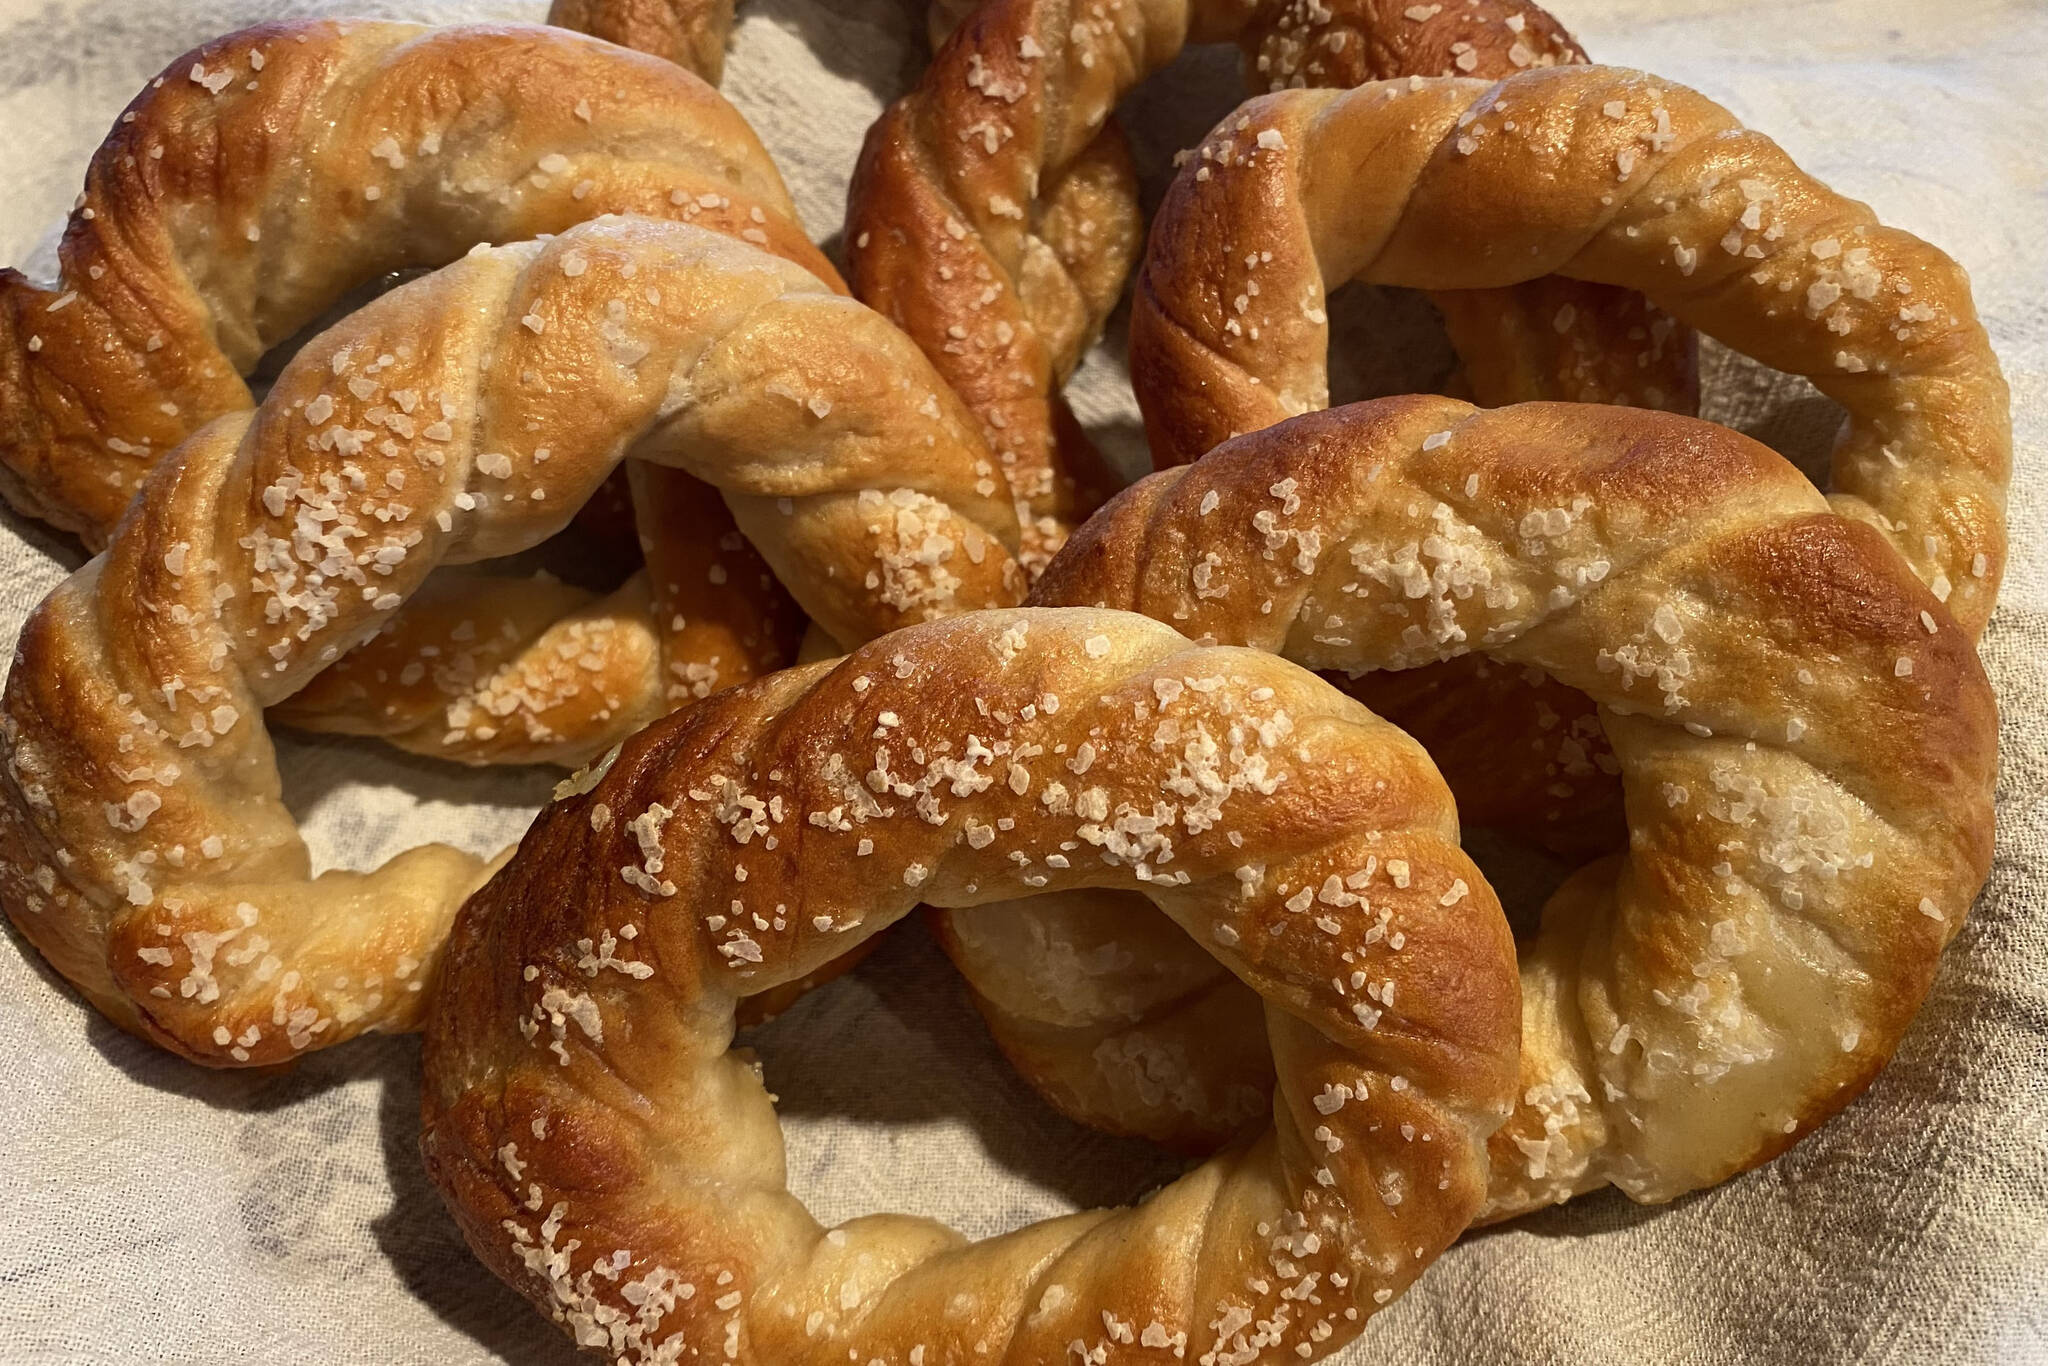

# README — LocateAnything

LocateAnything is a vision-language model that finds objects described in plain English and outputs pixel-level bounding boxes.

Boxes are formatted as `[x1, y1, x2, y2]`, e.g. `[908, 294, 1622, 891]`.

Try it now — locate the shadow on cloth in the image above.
[270, 726, 559, 853]
[361, 917, 1190, 1362]
[372, 1042, 588, 1366]
[746, 0, 933, 98]
[741, 920, 1192, 1211]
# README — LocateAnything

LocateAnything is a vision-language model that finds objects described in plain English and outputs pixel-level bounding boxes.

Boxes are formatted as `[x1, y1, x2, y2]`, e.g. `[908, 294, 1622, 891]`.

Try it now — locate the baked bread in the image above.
[946, 396, 1995, 1218]
[0, 217, 1021, 1065]
[1130, 68, 2011, 639]
[0, 19, 854, 766]
[422, 607, 1519, 1364]
[0, 18, 835, 543]
[272, 461, 805, 766]
[845, 0, 1694, 571]
[533, 10, 809, 766]
[548, 0, 733, 82]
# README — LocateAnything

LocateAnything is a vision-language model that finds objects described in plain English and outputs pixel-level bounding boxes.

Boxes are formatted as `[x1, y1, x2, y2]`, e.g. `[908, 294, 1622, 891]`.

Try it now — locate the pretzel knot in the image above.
[846, 0, 1694, 574]
[421, 607, 1519, 1365]
[942, 396, 1996, 1217]
[1130, 67, 2011, 639]
[0, 217, 1022, 1065]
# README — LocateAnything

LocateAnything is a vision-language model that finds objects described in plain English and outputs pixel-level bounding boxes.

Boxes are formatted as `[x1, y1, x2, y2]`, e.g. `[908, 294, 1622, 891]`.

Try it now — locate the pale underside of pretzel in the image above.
[945, 396, 1994, 1218]
[0, 19, 838, 766]
[845, 0, 1695, 575]
[1130, 67, 2011, 641]
[0, 218, 1022, 1066]
[422, 607, 1520, 1365]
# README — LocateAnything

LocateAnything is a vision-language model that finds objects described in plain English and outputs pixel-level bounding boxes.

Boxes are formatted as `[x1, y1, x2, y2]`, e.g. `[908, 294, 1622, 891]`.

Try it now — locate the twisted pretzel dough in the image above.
[273, 461, 805, 766]
[536, 7, 816, 765]
[948, 396, 1995, 1217]
[0, 217, 1020, 1065]
[0, 19, 850, 766]
[1131, 68, 2011, 639]
[548, 0, 734, 83]
[845, 0, 1693, 572]
[422, 607, 1518, 1365]
[0, 19, 834, 542]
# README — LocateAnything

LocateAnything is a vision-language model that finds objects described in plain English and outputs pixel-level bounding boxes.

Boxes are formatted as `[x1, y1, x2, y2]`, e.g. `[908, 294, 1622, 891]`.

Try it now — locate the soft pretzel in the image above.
[0, 19, 849, 765]
[845, 0, 1694, 572]
[421, 606, 1519, 1364]
[0, 217, 1021, 1065]
[1130, 68, 2011, 639]
[548, 0, 733, 83]
[944, 396, 1995, 1218]
[548, 0, 757, 700]
[273, 462, 805, 766]
[0, 19, 835, 542]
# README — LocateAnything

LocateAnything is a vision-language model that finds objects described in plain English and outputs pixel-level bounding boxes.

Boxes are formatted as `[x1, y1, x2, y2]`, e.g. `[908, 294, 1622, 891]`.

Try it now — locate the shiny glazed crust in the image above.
[949, 397, 1995, 1217]
[0, 19, 834, 542]
[0, 217, 1021, 1065]
[1130, 69, 2010, 638]
[423, 607, 1519, 1364]
[0, 19, 854, 765]
[845, 0, 1693, 574]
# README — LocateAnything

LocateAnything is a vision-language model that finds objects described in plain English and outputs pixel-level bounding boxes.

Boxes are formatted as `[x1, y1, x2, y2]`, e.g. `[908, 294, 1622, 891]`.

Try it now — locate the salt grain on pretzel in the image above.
[0, 217, 1021, 1065]
[273, 465, 806, 766]
[953, 396, 1995, 1217]
[0, 19, 834, 543]
[0, 19, 850, 764]
[422, 607, 1518, 1365]
[1131, 68, 2010, 638]
[847, 0, 1692, 574]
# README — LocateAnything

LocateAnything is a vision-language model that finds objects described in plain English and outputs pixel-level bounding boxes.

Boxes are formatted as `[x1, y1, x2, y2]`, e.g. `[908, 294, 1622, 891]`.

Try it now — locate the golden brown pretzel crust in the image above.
[548, 0, 735, 83]
[1130, 69, 2010, 638]
[0, 218, 1021, 1065]
[846, 0, 1692, 575]
[0, 21, 848, 766]
[955, 396, 1995, 1215]
[0, 20, 838, 545]
[1232, 1, 1695, 418]
[270, 473, 808, 767]
[423, 607, 1519, 1364]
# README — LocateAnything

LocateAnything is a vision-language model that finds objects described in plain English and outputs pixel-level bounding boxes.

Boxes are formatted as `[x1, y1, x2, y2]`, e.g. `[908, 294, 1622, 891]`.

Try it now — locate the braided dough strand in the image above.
[964, 396, 1994, 1214]
[0, 21, 846, 766]
[1230, 0, 1695, 419]
[1131, 69, 2010, 637]
[0, 19, 835, 544]
[548, 0, 735, 83]
[423, 608, 1519, 1364]
[847, 0, 1694, 577]
[558, 0, 819, 767]
[271, 462, 807, 764]
[0, 218, 1020, 1065]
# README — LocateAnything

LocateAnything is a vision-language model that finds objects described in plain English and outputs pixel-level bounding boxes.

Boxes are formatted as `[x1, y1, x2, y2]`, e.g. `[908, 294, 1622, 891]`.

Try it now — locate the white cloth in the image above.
[0, 1, 2042, 1361]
